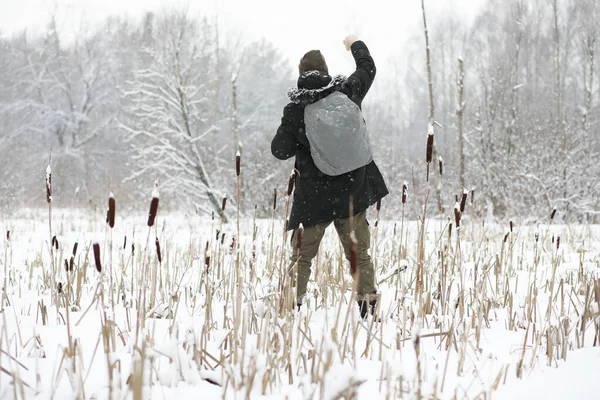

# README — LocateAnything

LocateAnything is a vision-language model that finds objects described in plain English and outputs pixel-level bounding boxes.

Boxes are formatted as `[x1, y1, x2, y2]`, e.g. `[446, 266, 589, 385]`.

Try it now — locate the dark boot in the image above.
[357, 292, 380, 320]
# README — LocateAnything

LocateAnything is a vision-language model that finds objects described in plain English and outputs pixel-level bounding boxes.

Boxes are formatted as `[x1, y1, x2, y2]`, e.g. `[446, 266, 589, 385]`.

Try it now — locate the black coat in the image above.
[271, 40, 389, 230]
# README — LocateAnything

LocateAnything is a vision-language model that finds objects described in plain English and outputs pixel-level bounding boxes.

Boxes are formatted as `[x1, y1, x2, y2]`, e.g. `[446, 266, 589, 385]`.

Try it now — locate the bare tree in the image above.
[121, 12, 228, 220]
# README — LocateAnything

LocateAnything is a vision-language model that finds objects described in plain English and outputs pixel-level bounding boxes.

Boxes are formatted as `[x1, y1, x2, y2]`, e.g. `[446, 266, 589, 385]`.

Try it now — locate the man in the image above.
[271, 35, 389, 319]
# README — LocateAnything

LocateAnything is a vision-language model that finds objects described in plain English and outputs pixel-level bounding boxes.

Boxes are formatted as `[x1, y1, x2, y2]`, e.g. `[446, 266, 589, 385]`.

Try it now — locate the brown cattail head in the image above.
[349, 231, 358, 279]
[460, 190, 468, 213]
[426, 124, 434, 164]
[438, 156, 443, 175]
[556, 236, 560, 249]
[273, 188, 277, 211]
[287, 170, 296, 196]
[235, 151, 241, 177]
[296, 224, 304, 249]
[550, 207, 557, 220]
[230, 235, 237, 252]
[155, 237, 162, 263]
[509, 221, 513, 232]
[147, 184, 160, 227]
[448, 223, 453, 240]
[204, 240, 210, 268]
[123, 236, 127, 250]
[52, 235, 58, 250]
[64, 259, 69, 273]
[376, 199, 381, 211]
[46, 164, 52, 203]
[454, 203, 461, 230]
[108, 193, 116, 228]
[470, 189, 475, 205]
[131, 243, 135, 256]
[503, 232, 510, 243]
[69, 256, 74, 272]
[220, 232, 225, 245]
[6, 230, 10, 241]
[72, 242, 78, 257]
[535, 233, 539, 243]
[402, 181, 408, 204]
[93, 243, 102, 273]
[57, 282, 63, 294]
[221, 194, 228, 211]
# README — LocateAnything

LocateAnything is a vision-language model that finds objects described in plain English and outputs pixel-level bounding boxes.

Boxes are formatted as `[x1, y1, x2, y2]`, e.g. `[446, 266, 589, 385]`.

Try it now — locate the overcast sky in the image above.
[0, 0, 483, 75]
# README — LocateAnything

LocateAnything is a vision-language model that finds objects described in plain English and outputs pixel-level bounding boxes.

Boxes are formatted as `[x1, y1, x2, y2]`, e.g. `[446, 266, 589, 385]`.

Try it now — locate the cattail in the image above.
[535, 233, 539, 242]
[123, 236, 127, 250]
[57, 282, 62, 294]
[131, 243, 135, 256]
[287, 170, 295, 196]
[72, 242, 78, 257]
[64, 259, 69, 273]
[6, 230, 10, 241]
[52, 236, 59, 250]
[45, 164, 52, 203]
[273, 188, 277, 210]
[155, 237, 162, 263]
[454, 203, 461, 230]
[296, 224, 304, 249]
[147, 184, 160, 227]
[556, 236, 560, 249]
[460, 190, 468, 213]
[211, 211, 214, 220]
[349, 232, 358, 279]
[230, 235, 236, 252]
[550, 207, 557, 220]
[69, 256, 74, 272]
[220, 232, 225, 245]
[470, 189, 475, 205]
[402, 181, 408, 204]
[503, 232, 510, 243]
[93, 243, 102, 272]
[448, 223, 453, 240]
[376, 199, 381, 211]
[438, 156, 443, 175]
[215, 229, 220, 241]
[552, 235, 555, 244]
[108, 193, 116, 228]
[509, 221, 513, 232]
[426, 125, 434, 164]
[204, 241, 210, 270]
[235, 151, 241, 177]
[221, 194, 228, 211]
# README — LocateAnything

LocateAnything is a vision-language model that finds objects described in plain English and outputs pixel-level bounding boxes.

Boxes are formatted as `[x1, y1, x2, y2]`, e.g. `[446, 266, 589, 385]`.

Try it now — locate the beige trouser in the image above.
[288, 211, 377, 303]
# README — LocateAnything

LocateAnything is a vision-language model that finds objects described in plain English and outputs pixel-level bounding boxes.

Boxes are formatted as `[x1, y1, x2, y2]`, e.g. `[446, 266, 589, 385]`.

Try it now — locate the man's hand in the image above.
[343, 35, 359, 51]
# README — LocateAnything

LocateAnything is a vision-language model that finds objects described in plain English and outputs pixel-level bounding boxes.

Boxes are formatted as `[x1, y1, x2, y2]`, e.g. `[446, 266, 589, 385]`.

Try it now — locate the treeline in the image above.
[1, 1, 599, 223]
[388, 0, 600, 223]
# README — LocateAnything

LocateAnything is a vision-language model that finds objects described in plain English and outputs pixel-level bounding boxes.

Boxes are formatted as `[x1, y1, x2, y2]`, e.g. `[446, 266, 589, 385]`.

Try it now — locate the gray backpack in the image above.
[304, 91, 373, 176]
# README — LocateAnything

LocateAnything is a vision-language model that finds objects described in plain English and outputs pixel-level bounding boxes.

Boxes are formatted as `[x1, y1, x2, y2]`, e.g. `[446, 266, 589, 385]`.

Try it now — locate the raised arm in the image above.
[342, 36, 376, 106]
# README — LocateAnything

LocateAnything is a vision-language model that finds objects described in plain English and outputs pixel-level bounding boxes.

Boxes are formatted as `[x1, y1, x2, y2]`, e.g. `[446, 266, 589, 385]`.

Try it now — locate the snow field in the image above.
[0, 208, 599, 399]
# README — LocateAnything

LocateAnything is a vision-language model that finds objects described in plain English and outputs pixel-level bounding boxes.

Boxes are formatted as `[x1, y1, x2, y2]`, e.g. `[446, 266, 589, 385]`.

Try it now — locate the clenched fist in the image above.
[343, 35, 359, 51]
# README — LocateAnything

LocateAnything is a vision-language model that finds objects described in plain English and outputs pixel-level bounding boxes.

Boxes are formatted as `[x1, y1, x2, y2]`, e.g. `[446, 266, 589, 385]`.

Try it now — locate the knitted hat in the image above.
[298, 50, 329, 75]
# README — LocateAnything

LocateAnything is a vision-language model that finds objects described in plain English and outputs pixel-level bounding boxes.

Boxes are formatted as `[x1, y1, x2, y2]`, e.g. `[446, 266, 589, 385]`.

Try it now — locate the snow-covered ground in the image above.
[1, 207, 599, 399]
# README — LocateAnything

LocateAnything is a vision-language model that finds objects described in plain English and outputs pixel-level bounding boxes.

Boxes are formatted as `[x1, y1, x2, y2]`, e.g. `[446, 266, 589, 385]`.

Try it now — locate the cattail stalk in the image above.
[46, 162, 58, 305]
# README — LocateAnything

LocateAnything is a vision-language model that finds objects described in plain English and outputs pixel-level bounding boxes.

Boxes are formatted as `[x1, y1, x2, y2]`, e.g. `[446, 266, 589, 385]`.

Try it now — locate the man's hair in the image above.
[299, 50, 329, 75]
